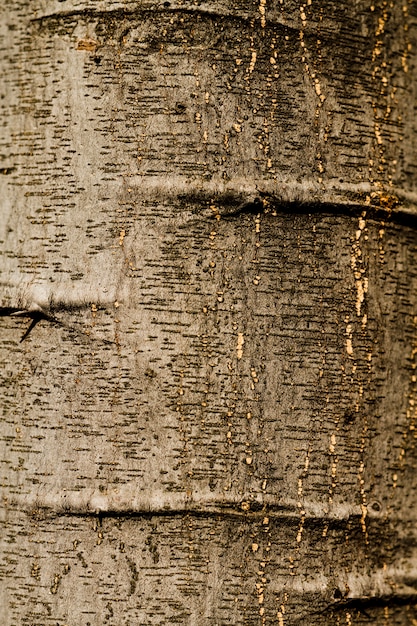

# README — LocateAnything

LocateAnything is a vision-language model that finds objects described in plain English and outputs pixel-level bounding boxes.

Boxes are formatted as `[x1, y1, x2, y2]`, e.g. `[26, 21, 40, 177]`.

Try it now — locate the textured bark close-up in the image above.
[1, 1, 417, 624]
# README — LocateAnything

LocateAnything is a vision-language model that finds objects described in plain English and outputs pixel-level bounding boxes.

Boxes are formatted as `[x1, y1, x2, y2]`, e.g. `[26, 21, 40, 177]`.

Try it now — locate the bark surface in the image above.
[1, 1, 417, 624]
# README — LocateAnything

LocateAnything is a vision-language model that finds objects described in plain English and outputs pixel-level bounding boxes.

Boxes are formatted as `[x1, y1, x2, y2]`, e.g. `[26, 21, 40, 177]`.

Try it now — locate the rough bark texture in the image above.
[1, 1, 417, 624]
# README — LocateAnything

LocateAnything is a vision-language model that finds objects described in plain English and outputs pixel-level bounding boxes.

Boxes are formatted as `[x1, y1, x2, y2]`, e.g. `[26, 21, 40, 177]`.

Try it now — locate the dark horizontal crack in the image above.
[29, 6, 321, 37]
[202, 195, 417, 228]
[219, 197, 265, 218]
[317, 593, 417, 617]
[0, 307, 60, 342]
[26, 504, 386, 527]
[31, 6, 252, 24]
[0, 307, 24, 316]
[0, 306, 114, 345]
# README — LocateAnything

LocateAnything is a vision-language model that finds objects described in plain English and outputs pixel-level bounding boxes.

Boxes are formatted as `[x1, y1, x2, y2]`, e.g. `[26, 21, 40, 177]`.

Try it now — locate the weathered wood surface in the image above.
[1, 1, 417, 624]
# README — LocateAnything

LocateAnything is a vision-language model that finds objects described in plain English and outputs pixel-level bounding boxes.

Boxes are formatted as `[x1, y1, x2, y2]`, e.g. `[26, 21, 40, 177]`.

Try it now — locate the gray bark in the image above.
[1, 1, 417, 624]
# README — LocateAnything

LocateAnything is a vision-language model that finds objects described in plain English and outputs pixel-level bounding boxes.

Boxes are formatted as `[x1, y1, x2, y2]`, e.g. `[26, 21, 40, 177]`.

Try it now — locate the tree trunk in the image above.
[1, 1, 416, 624]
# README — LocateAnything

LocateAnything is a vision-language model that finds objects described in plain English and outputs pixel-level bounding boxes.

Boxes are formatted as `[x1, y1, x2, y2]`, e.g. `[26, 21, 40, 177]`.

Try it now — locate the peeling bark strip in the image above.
[1, 1, 417, 625]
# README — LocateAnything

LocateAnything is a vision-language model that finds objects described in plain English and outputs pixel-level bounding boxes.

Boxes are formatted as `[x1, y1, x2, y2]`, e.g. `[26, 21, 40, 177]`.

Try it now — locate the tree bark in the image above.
[1, 1, 417, 624]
